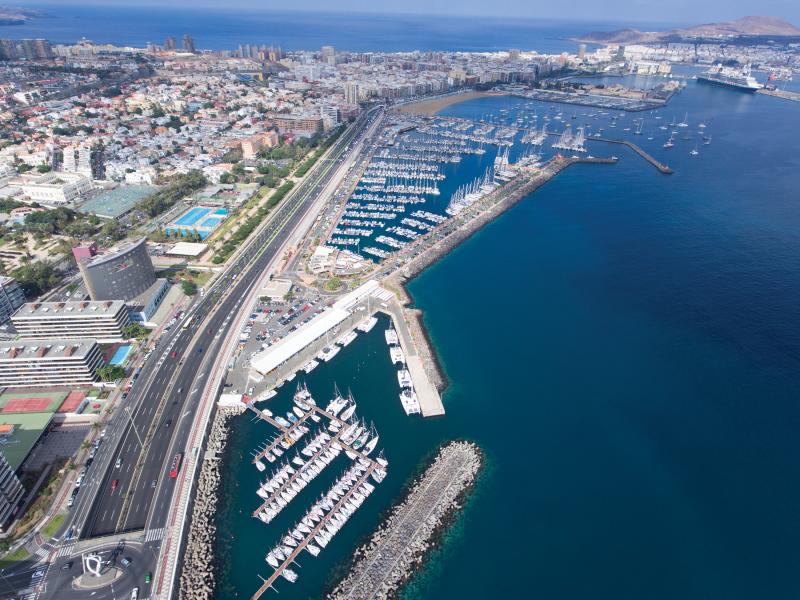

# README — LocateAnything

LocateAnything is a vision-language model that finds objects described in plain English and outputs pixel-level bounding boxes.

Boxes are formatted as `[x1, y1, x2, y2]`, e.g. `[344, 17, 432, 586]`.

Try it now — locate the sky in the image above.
[14, 0, 800, 25]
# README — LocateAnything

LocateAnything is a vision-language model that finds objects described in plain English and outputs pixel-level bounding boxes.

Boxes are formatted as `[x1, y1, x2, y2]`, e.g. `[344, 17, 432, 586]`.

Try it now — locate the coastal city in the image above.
[0, 5, 798, 600]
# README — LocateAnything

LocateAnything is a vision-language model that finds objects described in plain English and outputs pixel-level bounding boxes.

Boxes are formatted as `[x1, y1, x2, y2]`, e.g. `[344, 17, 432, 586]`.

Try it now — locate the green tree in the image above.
[12, 261, 61, 296]
[181, 280, 198, 296]
[122, 323, 150, 339]
[97, 365, 125, 382]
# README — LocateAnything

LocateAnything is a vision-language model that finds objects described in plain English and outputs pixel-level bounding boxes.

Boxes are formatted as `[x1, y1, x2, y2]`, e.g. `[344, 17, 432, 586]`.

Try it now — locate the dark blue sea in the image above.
[7, 4, 671, 53]
[14, 6, 799, 598]
[211, 73, 800, 600]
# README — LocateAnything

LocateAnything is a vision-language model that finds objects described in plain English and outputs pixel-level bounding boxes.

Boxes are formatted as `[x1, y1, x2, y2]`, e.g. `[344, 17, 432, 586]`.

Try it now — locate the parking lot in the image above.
[222, 285, 338, 395]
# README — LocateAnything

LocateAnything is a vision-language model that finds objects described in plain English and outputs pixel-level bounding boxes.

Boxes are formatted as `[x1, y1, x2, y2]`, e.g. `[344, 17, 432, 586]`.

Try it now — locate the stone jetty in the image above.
[328, 441, 483, 600]
[178, 405, 243, 600]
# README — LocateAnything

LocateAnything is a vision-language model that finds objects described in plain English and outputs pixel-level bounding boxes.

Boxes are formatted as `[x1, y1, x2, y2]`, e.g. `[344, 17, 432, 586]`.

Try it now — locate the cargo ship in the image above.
[697, 64, 763, 92]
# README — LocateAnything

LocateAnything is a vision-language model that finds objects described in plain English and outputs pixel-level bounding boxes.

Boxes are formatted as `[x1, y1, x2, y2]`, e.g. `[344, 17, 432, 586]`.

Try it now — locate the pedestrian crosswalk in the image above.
[144, 527, 165, 542]
[34, 546, 49, 558]
[56, 541, 76, 558]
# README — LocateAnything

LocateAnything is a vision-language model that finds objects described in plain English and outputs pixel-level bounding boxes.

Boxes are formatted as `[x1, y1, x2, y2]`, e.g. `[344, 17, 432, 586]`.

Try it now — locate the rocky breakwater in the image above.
[178, 405, 244, 600]
[328, 440, 483, 600]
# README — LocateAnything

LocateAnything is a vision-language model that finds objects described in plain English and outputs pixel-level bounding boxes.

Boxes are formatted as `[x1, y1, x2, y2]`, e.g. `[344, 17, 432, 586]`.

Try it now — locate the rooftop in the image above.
[0, 340, 97, 361]
[78, 184, 158, 218]
[13, 299, 125, 319]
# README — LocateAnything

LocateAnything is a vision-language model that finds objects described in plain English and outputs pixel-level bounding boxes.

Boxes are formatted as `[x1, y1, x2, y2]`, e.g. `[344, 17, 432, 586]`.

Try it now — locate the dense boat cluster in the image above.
[249, 384, 388, 591]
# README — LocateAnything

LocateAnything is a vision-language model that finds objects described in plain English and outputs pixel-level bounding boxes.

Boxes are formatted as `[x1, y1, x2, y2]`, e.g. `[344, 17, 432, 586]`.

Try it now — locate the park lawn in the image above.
[42, 514, 65, 539]
[0, 546, 30, 569]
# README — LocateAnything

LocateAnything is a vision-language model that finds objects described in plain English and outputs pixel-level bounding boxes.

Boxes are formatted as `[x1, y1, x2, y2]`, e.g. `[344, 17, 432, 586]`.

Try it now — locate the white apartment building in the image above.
[0, 340, 104, 388]
[12, 300, 131, 343]
[19, 172, 93, 205]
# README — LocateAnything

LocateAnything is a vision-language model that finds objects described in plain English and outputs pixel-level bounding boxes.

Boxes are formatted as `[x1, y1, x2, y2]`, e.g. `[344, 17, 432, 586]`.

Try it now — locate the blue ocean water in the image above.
[214, 77, 800, 600]
[8, 5, 668, 53]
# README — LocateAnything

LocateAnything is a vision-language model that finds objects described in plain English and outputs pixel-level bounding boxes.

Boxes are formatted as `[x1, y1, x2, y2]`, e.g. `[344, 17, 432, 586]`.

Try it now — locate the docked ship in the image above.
[697, 64, 763, 92]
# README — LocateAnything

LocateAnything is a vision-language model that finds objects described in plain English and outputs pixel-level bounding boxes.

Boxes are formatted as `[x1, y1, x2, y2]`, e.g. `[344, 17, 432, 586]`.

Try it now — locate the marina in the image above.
[247, 386, 388, 599]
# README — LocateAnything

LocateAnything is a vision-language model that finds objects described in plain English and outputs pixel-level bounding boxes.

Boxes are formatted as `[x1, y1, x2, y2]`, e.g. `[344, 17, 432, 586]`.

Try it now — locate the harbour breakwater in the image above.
[327, 441, 483, 600]
[383, 156, 603, 390]
[178, 404, 244, 600]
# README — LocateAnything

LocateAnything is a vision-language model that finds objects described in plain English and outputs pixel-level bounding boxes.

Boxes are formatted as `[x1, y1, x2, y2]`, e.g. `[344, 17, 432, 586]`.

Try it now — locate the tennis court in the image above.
[0, 390, 67, 414]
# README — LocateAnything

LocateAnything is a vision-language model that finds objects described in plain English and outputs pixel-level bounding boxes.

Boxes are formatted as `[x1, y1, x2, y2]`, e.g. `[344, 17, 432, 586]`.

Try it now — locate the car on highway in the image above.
[115, 457, 123, 469]
[111, 479, 119, 491]
[151, 480, 157, 488]
[131, 588, 139, 600]
[120, 557, 132, 567]
[171, 351, 177, 358]
[145, 572, 152, 584]
[61, 561, 73, 570]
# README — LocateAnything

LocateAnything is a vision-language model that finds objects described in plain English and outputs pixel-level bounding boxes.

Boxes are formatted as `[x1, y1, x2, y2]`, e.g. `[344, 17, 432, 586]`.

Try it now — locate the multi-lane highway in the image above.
[83, 106, 384, 538]
[32, 106, 384, 600]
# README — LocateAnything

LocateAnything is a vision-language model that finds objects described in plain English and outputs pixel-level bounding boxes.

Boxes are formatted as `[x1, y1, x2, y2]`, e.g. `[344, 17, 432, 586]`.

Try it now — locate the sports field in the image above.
[0, 390, 66, 414]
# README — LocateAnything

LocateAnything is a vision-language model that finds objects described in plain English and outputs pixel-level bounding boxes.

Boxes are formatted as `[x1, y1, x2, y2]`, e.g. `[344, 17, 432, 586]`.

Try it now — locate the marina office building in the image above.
[251, 280, 382, 376]
[0, 340, 104, 388]
[11, 300, 132, 343]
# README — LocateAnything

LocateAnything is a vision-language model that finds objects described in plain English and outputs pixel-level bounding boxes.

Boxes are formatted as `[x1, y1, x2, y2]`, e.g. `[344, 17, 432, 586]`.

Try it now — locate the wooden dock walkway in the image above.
[251, 462, 378, 600]
[248, 403, 382, 516]
[250, 407, 316, 464]
[417, 115, 673, 175]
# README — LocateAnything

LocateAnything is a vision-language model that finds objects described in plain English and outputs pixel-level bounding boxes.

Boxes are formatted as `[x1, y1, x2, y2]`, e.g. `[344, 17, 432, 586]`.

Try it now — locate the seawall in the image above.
[327, 441, 484, 600]
[177, 404, 244, 600]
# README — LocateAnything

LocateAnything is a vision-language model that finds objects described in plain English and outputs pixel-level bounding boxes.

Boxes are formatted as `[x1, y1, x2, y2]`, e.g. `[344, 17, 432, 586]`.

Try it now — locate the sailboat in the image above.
[677, 113, 689, 128]
[690, 145, 699, 156]
[663, 132, 675, 149]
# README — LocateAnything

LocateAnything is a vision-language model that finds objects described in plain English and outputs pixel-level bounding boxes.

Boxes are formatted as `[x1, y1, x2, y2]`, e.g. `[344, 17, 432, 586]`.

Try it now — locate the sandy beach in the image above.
[396, 90, 506, 116]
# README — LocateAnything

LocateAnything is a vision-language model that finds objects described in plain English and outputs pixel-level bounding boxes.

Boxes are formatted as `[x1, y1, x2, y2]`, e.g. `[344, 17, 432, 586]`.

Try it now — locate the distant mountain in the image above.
[580, 16, 800, 44]
[0, 6, 45, 26]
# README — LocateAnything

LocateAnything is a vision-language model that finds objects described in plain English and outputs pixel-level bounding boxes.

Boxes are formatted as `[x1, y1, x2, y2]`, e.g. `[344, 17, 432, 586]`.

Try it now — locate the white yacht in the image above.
[389, 346, 405, 364]
[338, 330, 358, 347]
[319, 345, 341, 362]
[399, 389, 421, 415]
[384, 329, 399, 345]
[281, 568, 298, 583]
[397, 369, 412, 388]
[357, 316, 378, 333]
[303, 359, 319, 373]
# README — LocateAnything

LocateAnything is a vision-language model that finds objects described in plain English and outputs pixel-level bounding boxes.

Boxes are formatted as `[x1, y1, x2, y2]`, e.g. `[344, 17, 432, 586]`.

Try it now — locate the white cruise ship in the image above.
[697, 64, 763, 92]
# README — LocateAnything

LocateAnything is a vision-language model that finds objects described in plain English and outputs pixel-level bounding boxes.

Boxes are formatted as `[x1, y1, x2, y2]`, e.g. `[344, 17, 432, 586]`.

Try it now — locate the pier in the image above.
[251, 462, 378, 600]
[329, 442, 482, 600]
[506, 88, 668, 112]
[248, 403, 383, 518]
[245, 388, 388, 599]
[595, 138, 674, 174]
[757, 87, 800, 102]
[379, 302, 445, 417]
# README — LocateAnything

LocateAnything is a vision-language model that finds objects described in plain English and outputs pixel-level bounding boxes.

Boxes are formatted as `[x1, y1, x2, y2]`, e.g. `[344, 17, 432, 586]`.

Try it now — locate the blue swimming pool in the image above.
[109, 345, 132, 365]
[174, 207, 213, 227]
[168, 206, 230, 239]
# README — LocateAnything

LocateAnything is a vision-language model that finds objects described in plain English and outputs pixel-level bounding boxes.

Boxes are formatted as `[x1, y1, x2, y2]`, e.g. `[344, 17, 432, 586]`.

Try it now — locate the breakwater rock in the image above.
[328, 440, 483, 600]
[178, 405, 243, 600]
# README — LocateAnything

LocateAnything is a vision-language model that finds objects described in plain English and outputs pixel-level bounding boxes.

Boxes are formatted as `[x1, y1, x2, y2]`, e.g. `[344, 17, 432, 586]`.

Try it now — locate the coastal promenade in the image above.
[329, 441, 482, 600]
